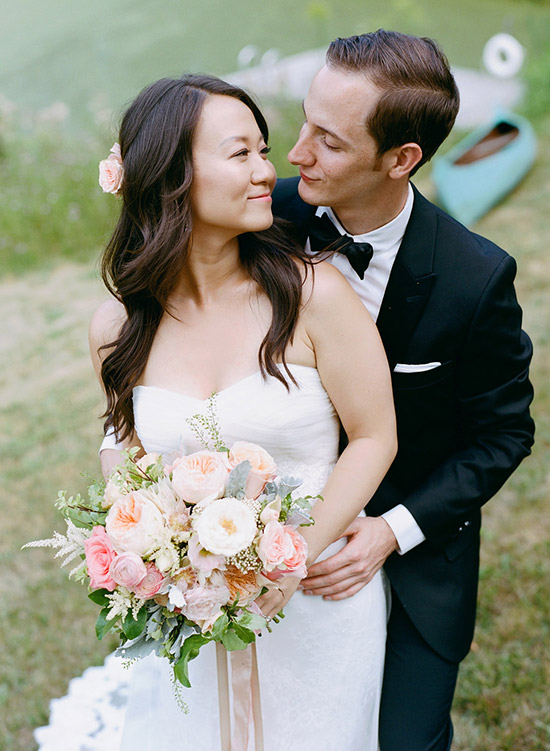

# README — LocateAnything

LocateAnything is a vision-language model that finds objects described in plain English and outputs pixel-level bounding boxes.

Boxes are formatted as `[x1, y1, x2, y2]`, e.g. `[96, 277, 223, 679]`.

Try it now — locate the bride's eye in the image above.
[233, 148, 250, 158]
[261, 146, 271, 156]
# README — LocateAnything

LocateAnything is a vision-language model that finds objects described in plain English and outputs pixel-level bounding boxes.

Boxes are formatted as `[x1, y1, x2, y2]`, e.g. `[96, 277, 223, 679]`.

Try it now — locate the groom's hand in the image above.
[300, 517, 398, 600]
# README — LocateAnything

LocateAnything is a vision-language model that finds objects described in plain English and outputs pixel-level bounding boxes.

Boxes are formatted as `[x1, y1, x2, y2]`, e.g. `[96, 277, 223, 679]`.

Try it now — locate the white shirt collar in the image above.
[315, 183, 414, 255]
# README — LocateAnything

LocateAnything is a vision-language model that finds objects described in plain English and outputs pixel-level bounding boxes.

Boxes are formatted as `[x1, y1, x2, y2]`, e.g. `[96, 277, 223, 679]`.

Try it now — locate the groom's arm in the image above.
[302, 253, 534, 599]
[399, 253, 534, 542]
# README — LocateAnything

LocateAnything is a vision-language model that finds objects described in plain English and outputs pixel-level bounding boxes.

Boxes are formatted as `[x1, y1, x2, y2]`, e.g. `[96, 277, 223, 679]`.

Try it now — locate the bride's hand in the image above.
[256, 576, 301, 620]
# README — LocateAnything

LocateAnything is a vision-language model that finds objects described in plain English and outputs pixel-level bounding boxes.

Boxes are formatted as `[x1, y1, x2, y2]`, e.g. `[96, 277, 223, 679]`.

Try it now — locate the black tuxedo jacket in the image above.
[273, 177, 535, 662]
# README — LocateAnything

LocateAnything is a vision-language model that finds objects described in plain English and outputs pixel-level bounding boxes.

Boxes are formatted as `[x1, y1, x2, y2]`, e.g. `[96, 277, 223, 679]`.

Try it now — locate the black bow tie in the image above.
[308, 213, 373, 280]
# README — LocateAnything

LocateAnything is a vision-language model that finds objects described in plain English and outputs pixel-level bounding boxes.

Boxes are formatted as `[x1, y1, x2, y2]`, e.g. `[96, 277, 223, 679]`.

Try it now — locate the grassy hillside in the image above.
[2, 0, 550, 128]
[1, 2, 550, 748]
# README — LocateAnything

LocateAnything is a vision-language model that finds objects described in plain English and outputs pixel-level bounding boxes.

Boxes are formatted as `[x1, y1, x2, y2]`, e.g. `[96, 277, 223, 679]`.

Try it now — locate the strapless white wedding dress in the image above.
[35, 364, 388, 751]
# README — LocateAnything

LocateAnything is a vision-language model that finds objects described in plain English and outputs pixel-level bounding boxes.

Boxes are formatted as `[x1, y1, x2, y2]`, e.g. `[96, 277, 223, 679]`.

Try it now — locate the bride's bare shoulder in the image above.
[89, 298, 126, 354]
[301, 260, 359, 311]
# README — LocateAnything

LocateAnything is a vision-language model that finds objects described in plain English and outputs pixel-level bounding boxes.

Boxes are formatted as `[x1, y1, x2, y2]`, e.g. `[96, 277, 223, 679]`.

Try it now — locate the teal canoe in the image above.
[432, 111, 537, 226]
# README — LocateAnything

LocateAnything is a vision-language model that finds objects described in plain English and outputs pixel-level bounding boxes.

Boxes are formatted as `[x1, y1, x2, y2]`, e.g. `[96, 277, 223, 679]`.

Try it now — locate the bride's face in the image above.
[190, 95, 277, 237]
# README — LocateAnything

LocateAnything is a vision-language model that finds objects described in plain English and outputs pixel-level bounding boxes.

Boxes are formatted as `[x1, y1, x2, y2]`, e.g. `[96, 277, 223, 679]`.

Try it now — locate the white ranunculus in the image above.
[194, 497, 257, 556]
[168, 584, 186, 610]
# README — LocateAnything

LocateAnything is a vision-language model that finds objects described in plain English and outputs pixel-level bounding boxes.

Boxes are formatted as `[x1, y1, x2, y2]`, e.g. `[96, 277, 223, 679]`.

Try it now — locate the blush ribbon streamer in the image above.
[216, 642, 264, 750]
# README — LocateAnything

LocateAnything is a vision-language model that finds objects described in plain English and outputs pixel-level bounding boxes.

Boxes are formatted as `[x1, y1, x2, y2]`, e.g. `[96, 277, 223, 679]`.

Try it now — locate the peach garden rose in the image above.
[228, 441, 277, 499]
[171, 451, 229, 505]
[105, 489, 165, 556]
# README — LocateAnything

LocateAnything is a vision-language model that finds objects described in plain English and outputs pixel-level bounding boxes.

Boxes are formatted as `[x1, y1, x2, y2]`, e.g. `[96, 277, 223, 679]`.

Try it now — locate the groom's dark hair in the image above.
[326, 30, 460, 174]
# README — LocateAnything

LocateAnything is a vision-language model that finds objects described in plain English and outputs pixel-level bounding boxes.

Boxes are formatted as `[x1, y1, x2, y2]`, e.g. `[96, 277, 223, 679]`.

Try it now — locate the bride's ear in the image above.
[387, 143, 423, 179]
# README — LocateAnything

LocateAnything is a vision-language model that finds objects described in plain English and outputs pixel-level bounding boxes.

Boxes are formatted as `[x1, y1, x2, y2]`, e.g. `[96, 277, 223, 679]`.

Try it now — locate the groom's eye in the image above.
[321, 135, 340, 151]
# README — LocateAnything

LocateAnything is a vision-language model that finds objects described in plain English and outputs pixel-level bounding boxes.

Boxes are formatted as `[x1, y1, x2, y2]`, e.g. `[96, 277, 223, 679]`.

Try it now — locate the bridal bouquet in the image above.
[24, 423, 318, 690]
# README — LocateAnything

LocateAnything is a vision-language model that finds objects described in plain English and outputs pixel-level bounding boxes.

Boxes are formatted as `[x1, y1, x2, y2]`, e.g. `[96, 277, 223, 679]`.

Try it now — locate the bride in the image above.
[40, 74, 396, 750]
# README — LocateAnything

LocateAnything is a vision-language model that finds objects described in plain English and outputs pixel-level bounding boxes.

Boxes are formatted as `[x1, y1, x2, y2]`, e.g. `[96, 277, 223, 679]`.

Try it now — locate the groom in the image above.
[272, 30, 535, 751]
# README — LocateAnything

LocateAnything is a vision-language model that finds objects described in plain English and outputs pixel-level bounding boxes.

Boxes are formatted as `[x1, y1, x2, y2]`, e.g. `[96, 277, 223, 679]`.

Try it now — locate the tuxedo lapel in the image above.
[376, 186, 437, 369]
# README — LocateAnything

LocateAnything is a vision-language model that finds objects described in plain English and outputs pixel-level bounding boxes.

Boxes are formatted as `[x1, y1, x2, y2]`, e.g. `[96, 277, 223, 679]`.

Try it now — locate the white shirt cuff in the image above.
[99, 429, 124, 455]
[382, 504, 426, 555]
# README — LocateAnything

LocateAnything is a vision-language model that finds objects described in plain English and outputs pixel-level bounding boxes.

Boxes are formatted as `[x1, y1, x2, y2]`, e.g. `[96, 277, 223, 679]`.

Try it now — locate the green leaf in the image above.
[63, 506, 107, 529]
[122, 607, 147, 640]
[235, 610, 267, 632]
[211, 612, 230, 641]
[174, 634, 211, 687]
[88, 589, 110, 607]
[221, 626, 248, 651]
[226, 461, 251, 499]
[95, 606, 118, 641]
[232, 623, 256, 645]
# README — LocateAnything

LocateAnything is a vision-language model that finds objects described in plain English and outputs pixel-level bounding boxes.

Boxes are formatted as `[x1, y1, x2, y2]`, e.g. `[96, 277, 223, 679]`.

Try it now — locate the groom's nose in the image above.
[288, 123, 314, 166]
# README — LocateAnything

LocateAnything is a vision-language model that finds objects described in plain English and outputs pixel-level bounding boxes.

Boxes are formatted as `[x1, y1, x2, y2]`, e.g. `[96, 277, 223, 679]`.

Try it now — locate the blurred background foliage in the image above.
[0, 0, 549, 276]
[1, 1, 549, 750]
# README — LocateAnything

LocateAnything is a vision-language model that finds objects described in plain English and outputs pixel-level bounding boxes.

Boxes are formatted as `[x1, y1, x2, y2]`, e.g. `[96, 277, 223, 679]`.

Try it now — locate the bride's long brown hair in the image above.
[99, 75, 310, 440]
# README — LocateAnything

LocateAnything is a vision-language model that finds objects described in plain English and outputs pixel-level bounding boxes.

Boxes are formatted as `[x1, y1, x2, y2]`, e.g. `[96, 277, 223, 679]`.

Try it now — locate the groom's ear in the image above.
[386, 143, 423, 179]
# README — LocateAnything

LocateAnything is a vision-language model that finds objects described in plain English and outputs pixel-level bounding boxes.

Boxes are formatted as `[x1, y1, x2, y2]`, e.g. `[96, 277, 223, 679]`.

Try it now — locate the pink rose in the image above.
[228, 441, 276, 499]
[98, 143, 123, 195]
[84, 526, 117, 591]
[182, 581, 230, 633]
[109, 551, 147, 589]
[257, 521, 308, 578]
[171, 451, 228, 505]
[132, 563, 166, 599]
[278, 526, 308, 578]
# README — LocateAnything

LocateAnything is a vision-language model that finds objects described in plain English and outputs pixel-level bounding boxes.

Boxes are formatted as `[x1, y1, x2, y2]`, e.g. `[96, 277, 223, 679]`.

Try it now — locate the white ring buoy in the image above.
[482, 33, 525, 78]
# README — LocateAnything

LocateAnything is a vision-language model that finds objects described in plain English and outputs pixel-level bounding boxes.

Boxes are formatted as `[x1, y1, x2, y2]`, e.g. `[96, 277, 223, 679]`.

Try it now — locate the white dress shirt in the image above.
[311, 184, 426, 554]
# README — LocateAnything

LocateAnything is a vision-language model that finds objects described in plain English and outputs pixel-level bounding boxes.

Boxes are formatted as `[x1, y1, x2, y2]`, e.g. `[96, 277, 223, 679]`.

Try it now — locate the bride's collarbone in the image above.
[142, 297, 316, 395]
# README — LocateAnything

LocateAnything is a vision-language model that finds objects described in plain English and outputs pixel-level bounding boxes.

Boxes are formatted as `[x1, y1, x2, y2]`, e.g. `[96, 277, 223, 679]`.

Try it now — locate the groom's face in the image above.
[288, 65, 388, 219]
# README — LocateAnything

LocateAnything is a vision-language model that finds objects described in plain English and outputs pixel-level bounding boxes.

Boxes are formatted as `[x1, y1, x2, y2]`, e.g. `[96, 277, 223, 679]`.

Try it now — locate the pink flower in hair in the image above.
[99, 143, 124, 195]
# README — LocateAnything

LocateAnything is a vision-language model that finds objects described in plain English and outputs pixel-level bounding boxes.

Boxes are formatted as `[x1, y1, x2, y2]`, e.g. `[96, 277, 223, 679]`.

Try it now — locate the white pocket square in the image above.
[394, 362, 442, 373]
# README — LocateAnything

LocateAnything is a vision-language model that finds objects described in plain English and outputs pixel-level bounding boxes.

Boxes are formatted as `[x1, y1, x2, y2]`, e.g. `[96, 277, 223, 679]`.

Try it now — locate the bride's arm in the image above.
[89, 299, 144, 479]
[259, 263, 396, 618]
[298, 262, 397, 565]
